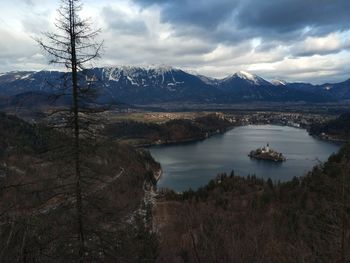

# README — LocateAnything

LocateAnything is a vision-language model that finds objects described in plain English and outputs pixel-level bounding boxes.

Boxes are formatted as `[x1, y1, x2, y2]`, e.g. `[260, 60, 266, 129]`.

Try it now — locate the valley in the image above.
[0, 101, 349, 262]
[1, 0, 350, 262]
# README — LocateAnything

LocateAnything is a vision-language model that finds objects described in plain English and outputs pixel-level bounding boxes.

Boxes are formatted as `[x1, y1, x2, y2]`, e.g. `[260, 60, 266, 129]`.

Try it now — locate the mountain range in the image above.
[0, 67, 349, 106]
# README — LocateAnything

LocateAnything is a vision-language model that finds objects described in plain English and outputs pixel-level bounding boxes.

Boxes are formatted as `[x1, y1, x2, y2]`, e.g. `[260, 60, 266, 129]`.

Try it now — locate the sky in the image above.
[0, 0, 349, 84]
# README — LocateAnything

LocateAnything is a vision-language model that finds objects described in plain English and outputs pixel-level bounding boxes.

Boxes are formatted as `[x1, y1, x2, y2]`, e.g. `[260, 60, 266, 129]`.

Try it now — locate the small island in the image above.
[248, 143, 286, 162]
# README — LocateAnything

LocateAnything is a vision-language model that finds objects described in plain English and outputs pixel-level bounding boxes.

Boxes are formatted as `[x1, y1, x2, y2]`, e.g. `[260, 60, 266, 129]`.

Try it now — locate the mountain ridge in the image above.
[0, 66, 349, 105]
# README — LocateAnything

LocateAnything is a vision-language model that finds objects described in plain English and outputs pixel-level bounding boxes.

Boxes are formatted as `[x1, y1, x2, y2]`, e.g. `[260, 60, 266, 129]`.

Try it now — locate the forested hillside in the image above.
[310, 113, 350, 140]
[154, 144, 350, 262]
[104, 113, 233, 146]
[0, 112, 160, 262]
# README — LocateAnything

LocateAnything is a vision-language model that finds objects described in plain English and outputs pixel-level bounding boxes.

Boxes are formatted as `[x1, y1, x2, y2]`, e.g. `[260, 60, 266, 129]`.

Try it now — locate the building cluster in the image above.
[225, 112, 334, 128]
[249, 143, 286, 162]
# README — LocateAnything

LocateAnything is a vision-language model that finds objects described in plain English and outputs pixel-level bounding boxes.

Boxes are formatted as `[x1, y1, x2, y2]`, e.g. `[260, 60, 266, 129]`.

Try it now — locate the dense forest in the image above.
[309, 113, 350, 140]
[104, 114, 233, 146]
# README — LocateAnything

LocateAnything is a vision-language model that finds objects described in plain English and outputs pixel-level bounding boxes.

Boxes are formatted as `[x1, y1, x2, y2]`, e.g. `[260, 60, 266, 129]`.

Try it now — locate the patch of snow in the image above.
[234, 71, 261, 84]
[20, 73, 32, 80]
[220, 70, 270, 86]
[152, 65, 175, 75]
[102, 66, 180, 86]
[108, 73, 119, 81]
[127, 76, 139, 86]
[271, 79, 287, 86]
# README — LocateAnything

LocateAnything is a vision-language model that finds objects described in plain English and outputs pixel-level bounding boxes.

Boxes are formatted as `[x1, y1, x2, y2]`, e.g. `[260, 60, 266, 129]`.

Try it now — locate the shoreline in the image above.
[137, 127, 234, 148]
[141, 123, 346, 149]
[148, 124, 345, 193]
[309, 134, 348, 144]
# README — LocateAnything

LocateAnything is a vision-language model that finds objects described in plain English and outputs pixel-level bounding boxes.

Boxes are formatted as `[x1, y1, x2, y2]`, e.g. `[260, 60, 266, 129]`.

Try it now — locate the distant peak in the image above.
[235, 70, 256, 79]
[227, 70, 270, 85]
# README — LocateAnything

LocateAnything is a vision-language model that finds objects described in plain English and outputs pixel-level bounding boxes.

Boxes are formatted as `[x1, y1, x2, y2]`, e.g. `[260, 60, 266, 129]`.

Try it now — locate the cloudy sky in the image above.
[0, 0, 349, 83]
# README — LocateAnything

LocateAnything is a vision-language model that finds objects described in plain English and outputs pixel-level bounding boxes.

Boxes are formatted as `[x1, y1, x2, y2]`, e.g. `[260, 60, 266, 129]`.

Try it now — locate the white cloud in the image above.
[249, 51, 350, 83]
[291, 32, 350, 56]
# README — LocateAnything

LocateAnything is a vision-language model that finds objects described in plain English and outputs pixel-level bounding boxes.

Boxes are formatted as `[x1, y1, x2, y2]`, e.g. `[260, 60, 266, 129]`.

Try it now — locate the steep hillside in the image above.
[0, 112, 160, 262]
[310, 113, 350, 140]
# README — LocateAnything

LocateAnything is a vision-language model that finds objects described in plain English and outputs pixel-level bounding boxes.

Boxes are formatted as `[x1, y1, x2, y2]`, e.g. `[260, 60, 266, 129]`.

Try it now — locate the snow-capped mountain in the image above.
[0, 70, 65, 96]
[100, 66, 187, 88]
[215, 71, 313, 102]
[0, 66, 349, 105]
[219, 71, 272, 92]
[221, 71, 272, 86]
[85, 66, 218, 104]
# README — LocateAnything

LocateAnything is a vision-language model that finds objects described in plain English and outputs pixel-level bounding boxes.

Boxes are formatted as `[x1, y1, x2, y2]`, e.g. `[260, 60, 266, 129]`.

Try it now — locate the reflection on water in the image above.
[149, 125, 341, 192]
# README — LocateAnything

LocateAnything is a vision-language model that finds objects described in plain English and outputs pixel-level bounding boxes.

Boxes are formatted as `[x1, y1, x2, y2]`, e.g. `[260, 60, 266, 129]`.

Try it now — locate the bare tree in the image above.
[36, 1, 102, 262]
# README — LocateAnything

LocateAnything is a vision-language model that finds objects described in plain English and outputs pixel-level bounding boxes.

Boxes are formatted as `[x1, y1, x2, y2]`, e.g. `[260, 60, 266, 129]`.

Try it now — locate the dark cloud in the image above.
[293, 47, 350, 58]
[135, 0, 239, 29]
[133, 0, 350, 42]
[236, 0, 350, 37]
[102, 7, 148, 35]
[254, 42, 280, 53]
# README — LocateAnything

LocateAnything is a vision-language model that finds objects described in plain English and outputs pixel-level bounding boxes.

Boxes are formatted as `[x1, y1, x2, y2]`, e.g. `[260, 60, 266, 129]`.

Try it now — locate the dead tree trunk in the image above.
[36, 0, 102, 261]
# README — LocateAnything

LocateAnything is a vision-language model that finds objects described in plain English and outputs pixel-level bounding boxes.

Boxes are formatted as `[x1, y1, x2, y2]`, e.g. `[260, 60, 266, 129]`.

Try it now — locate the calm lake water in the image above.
[149, 125, 342, 192]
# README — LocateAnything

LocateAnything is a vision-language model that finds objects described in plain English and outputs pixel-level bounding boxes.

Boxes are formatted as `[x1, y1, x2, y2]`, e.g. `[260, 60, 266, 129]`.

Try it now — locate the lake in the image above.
[149, 125, 342, 192]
